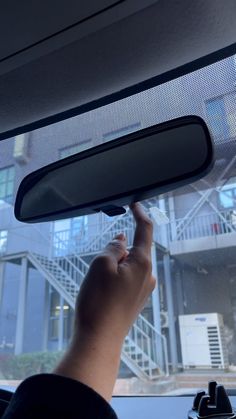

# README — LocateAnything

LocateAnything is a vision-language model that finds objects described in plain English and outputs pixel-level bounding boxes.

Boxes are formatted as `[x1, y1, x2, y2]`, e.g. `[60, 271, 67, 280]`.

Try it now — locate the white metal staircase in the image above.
[53, 199, 157, 257]
[48, 201, 169, 379]
[29, 253, 81, 306]
[3, 199, 169, 379]
[25, 249, 169, 379]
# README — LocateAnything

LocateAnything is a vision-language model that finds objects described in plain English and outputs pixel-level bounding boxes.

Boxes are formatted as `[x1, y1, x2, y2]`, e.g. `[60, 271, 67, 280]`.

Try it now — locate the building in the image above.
[0, 54, 236, 379]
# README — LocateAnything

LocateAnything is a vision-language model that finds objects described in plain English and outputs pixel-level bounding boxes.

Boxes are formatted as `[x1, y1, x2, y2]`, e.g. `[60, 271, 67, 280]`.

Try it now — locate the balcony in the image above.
[169, 209, 236, 256]
[51, 207, 236, 261]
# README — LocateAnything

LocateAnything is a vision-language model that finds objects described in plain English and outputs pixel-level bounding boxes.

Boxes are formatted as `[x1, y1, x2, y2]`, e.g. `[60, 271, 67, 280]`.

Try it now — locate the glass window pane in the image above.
[206, 98, 229, 139]
[0, 169, 7, 183]
[0, 230, 7, 253]
[6, 181, 13, 196]
[54, 219, 70, 232]
[0, 184, 6, 198]
[8, 167, 15, 181]
[60, 140, 92, 159]
[219, 190, 234, 208]
[103, 122, 141, 142]
[49, 318, 59, 340]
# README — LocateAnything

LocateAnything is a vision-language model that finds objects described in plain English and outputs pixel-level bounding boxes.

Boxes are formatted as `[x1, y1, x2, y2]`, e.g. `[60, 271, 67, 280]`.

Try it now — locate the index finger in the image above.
[129, 202, 153, 254]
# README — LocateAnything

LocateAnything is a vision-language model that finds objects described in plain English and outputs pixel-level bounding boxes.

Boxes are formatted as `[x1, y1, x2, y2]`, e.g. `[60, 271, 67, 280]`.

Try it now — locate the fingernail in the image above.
[114, 233, 125, 240]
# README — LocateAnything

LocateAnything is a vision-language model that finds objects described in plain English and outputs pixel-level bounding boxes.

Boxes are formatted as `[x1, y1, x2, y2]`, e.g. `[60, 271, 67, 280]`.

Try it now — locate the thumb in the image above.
[104, 233, 128, 264]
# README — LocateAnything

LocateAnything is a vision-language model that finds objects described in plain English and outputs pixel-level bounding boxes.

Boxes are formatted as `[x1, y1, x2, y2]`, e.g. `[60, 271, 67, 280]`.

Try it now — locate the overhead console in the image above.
[0, 0, 158, 73]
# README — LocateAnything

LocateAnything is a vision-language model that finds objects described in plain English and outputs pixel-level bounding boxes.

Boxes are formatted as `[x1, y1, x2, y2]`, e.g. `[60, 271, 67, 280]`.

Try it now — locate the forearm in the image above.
[53, 333, 123, 402]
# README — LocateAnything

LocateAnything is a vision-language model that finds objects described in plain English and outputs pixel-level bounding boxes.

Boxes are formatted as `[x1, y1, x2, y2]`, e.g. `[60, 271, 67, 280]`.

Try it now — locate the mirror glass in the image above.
[15, 116, 213, 222]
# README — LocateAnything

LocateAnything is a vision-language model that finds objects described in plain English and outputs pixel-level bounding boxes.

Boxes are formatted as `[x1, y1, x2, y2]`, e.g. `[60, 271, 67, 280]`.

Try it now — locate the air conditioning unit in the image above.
[179, 313, 228, 369]
[13, 134, 29, 164]
[160, 311, 169, 328]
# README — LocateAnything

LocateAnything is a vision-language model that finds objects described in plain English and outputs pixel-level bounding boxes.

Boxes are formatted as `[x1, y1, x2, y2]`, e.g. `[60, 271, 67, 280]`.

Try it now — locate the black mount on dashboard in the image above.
[189, 381, 236, 419]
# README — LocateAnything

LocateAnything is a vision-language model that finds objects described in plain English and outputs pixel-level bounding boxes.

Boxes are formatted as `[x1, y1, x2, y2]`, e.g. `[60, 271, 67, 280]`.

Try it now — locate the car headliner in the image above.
[0, 0, 236, 140]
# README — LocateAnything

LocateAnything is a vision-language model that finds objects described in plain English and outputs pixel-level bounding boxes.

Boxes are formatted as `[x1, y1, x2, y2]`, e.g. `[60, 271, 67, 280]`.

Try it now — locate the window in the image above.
[56, 142, 90, 255]
[0, 230, 7, 254]
[0, 166, 15, 204]
[59, 140, 92, 159]
[49, 291, 60, 340]
[219, 180, 236, 209]
[103, 122, 141, 142]
[49, 289, 72, 341]
[206, 97, 229, 139]
[206, 91, 236, 140]
[53, 216, 88, 256]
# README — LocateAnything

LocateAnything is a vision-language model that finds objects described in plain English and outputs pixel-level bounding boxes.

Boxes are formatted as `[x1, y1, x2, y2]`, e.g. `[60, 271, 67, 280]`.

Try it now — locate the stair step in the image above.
[32, 241, 165, 381]
[124, 346, 136, 352]
[130, 353, 142, 360]
[137, 360, 150, 367]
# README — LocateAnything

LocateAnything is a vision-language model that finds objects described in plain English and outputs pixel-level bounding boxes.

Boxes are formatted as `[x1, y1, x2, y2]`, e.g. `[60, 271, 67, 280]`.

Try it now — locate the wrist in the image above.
[53, 332, 123, 401]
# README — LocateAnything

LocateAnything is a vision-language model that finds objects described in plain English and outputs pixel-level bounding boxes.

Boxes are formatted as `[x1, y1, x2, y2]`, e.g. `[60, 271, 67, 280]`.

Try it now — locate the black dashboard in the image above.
[111, 394, 236, 419]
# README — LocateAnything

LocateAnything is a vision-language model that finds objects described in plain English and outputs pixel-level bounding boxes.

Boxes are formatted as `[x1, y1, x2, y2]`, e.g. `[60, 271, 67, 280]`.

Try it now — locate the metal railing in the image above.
[53, 208, 236, 253]
[170, 209, 236, 241]
[28, 251, 169, 379]
[131, 314, 169, 377]
[52, 199, 157, 257]
[53, 213, 135, 256]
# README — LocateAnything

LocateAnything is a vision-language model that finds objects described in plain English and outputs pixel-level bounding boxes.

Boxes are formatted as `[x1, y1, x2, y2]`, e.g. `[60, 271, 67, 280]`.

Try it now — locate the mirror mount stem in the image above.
[97, 205, 127, 217]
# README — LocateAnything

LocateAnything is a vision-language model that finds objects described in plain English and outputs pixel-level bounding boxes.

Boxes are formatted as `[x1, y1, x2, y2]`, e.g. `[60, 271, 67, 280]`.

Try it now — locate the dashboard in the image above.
[111, 395, 236, 419]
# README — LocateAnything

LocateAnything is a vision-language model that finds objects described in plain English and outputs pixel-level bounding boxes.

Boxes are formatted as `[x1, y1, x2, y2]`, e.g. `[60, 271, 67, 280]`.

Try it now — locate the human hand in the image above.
[54, 202, 156, 401]
[72, 201, 156, 344]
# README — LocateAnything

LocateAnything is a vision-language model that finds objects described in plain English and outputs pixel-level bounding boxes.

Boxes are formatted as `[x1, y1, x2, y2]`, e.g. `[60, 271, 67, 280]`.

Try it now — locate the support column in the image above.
[151, 244, 161, 333]
[15, 257, 28, 355]
[175, 267, 185, 316]
[42, 281, 50, 352]
[0, 261, 5, 307]
[163, 253, 178, 372]
[168, 195, 177, 240]
[158, 198, 169, 249]
[151, 243, 164, 370]
[58, 295, 64, 351]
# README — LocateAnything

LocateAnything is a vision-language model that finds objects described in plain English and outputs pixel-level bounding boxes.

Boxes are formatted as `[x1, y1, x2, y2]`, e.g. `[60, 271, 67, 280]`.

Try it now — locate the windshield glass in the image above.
[1, 54, 236, 396]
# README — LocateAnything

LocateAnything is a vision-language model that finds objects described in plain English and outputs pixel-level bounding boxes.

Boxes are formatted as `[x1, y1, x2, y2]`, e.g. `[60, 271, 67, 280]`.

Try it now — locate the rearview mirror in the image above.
[15, 116, 213, 223]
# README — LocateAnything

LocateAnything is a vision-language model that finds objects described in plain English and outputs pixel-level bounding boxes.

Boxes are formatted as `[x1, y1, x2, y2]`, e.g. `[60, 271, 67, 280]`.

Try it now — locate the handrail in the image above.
[53, 212, 135, 256]
[135, 314, 169, 376]
[6, 219, 89, 282]
[29, 252, 80, 306]
[79, 199, 155, 253]
[128, 320, 166, 377]
[53, 230, 89, 269]
[83, 211, 134, 253]
[171, 209, 236, 241]
[29, 224, 90, 286]
[51, 199, 156, 257]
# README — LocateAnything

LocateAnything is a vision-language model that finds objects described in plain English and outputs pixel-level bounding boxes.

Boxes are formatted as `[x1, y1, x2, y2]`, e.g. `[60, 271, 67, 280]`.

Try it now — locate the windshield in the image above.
[1, 54, 236, 396]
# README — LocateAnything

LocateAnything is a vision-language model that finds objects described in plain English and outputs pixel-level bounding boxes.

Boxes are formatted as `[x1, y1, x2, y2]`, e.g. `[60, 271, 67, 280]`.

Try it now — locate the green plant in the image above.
[0, 351, 64, 380]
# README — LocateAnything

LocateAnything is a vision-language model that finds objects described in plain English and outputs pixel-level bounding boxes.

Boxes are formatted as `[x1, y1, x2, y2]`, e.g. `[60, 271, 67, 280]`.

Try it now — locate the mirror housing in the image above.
[15, 116, 214, 223]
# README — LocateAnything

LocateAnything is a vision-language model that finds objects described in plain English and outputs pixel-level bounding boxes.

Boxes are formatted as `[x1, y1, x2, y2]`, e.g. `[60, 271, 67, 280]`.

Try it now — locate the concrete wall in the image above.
[0, 263, 46, 353]
[171, 262, 236, 364]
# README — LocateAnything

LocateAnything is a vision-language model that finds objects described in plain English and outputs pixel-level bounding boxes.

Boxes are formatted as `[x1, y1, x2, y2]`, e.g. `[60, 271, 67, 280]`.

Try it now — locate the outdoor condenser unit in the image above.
[179, 313, 228, 369]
